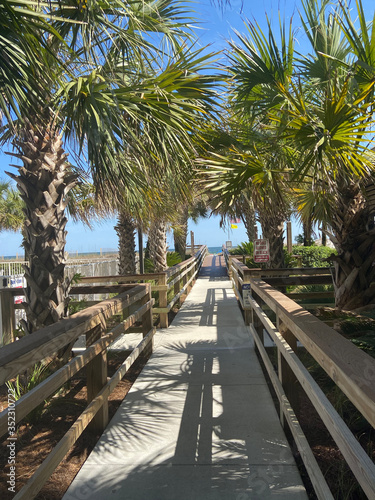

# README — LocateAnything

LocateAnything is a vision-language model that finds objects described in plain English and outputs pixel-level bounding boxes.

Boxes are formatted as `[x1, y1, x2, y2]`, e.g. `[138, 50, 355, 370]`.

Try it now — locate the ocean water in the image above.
[207, 246, 223, 254]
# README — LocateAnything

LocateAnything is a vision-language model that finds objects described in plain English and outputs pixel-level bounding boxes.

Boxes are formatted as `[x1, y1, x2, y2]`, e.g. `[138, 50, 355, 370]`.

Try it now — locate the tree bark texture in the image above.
[148, 219, 168, 272]
[328, 182, 375, 310]
[8, 124, 76, 332]
[173, 205, 189, 260]
[240, 198, 257, 242]
[258, 206, 286, 269]
[303, 215, 314, 246]
[115, 211, 136, 275]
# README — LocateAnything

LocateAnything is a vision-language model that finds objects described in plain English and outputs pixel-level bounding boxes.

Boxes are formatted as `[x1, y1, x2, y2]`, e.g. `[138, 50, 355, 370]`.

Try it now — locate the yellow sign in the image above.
[230, 224, 238, 229]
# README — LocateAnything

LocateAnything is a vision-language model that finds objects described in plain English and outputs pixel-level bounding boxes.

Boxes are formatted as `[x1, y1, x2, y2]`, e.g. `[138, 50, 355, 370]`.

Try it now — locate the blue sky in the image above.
[0, 0, 372, 256]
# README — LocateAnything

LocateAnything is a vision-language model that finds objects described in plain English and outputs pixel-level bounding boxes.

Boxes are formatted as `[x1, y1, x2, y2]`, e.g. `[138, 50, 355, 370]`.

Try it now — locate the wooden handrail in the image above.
[224, 248, 375, 499]
[0, 282, 155, 500]
[0, 246, 209, 499]
[0, 246, 208, 340]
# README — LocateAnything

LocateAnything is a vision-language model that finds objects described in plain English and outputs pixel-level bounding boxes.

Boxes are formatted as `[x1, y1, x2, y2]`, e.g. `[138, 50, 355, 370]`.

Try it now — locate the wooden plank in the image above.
[249, 296, 375, 499]
[159, 273, 168, 328]
[86, 323, 108, 432]
[286, 291, 334, 300]
[247, 267, 332, 277]
[13, 326, 156, 500]
[263, 275, 333, 286]
[0, 286, 148, 385]
[250, 279, 375, 429]
[141, 286, 153, 357]
[79, 273, 165, 284]
[166, 269, 198, 312]
[166, 258, 194, 278]
[249, 324, 334, 500]
[167, 262, 195, 289]
[0, 300, 154, 438]
[276, 318, 299, 425]
[70, 284, 140, 295]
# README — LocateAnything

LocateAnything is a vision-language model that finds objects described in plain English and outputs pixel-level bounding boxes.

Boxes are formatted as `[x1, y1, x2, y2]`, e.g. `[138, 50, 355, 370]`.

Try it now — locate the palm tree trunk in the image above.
[303, 215, 314, 246]
[148, 219, 168, 272]
[328, 183, 375, 310]
[259, 207, 285, 269]
[321, 221, 327, 246]
[241, 198, 257, 242]
[7, 123, 76, 333]
[173, 205, 189, 260]
[115, 210, 136, 275]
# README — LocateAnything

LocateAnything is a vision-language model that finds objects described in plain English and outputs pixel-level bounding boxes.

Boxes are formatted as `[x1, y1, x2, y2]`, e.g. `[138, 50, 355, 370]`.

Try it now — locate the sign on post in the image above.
[254, 239, 270, 263]
[242, 283, 251, 309]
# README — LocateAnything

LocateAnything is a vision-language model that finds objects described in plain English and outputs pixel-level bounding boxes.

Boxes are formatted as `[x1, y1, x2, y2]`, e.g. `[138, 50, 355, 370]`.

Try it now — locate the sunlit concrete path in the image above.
[63, 255, 308, 500]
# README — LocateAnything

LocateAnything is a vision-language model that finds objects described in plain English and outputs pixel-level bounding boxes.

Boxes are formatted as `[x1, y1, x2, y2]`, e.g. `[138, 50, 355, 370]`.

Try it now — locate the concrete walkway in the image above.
[63, 255, 308, 500]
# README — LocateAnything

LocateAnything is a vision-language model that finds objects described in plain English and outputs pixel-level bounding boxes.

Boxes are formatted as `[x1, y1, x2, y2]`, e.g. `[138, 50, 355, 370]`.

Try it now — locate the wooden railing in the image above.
[223, 246, 375, 500]
[74, 245, 207, 328]
[0, 245, 208, 343]
[223, 248, 335, 309]
[0, 283, 155, 500]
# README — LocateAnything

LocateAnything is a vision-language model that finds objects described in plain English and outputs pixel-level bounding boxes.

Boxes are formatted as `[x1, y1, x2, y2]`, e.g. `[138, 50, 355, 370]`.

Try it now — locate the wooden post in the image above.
[276, 316, 299, 428]
[174, 270, 182, 306]
[159, 273, 168, 328]
[287, 221, 293, 254]
[86, 321, 108, 432]
[0, 290, 15, 345]
[228, 255, 233, 278]
[250, 290, 264, 346]
[242, 269, 252, 325]
[190, 231, 195, 256]
[141, 284, 153, 357]
[182, 262, 188, 298]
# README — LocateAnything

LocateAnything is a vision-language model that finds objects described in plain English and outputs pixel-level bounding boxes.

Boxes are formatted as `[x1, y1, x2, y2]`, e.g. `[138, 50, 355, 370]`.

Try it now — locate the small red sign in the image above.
[254, 239, 270, 263]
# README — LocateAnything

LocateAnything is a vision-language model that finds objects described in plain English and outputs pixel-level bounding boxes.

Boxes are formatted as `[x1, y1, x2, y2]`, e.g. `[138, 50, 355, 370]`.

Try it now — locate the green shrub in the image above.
[285, 245, 336, 268]
[229, 241, 254, 256]
[167, 251, 182, 267]
[6, 362, 51, 423]
[144, 252, 183, 273]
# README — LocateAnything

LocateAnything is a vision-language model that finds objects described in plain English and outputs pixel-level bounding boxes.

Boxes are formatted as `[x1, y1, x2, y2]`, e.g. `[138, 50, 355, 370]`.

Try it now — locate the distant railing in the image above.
[0, 246, 208, 344]
[223, 248, 334, 308]
[0, 283, 155, 500]
[223, 246, 375, 500]
[0, 261, 27, 276]
[74, 245, 208, 328]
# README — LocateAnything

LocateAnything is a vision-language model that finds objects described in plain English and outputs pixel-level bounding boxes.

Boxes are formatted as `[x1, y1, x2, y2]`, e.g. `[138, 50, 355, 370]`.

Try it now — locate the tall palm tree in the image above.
[1, 1, 219, 332]
[204, 0, 375, 308]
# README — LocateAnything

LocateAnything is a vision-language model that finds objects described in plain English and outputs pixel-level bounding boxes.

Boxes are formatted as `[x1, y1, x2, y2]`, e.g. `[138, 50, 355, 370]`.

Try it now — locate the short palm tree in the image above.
[0, 180, 24, 232]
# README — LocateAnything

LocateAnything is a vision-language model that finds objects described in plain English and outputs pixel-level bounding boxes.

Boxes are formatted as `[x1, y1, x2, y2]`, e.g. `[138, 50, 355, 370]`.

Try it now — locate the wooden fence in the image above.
[0, 245, 207, 344]
[0, 283, 155, 500]
[224, 249, 335, 309]
[223, 247, 375, 500]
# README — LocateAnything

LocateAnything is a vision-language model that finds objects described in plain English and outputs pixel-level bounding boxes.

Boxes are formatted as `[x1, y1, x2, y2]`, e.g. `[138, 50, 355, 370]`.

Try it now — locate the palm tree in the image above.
[204, 0, 375, 308]
[0, 180, 24, 232]
[1, 1, 219, 332]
